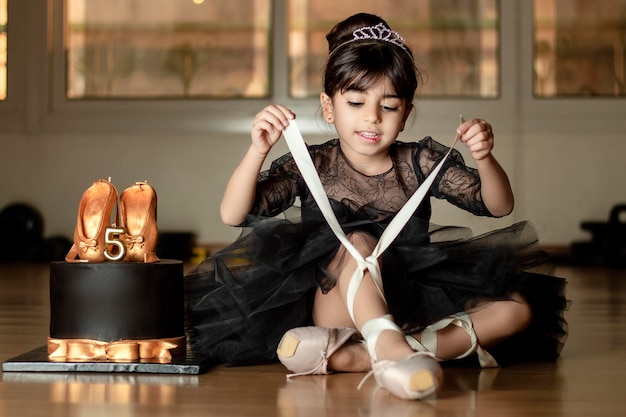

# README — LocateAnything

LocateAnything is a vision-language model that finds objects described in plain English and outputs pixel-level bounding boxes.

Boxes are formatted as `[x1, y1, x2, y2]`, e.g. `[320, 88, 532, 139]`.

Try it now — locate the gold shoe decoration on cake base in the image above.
[65, 179, 119, 263]
[48, 336, 185, 362]
[120, 181, 159, 263]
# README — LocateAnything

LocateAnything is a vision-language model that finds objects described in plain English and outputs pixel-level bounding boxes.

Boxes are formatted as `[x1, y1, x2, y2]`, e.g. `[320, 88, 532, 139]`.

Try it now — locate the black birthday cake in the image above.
[47, 179, 186, 363]
[47, 260, 185, 362]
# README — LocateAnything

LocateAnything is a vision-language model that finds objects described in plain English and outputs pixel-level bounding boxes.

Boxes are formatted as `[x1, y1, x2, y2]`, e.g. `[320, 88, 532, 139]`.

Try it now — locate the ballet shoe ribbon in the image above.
[282, 120, 460, 323]
[47, 336, 185, 362]
[419, 314, 499, 367]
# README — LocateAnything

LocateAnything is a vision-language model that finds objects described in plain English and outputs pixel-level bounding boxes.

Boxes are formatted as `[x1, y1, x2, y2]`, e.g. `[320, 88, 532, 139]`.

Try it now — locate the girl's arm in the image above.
[457, 119, 514, 217]
[220, 105, 295, 226]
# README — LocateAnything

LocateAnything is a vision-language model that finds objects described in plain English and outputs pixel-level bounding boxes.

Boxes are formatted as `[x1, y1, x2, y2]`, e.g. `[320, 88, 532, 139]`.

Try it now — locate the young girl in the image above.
[186, 13, 567, 400]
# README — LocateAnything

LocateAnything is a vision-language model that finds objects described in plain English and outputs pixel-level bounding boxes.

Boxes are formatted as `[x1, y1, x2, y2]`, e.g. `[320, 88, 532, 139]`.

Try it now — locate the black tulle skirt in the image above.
[184, 215, 568, 366]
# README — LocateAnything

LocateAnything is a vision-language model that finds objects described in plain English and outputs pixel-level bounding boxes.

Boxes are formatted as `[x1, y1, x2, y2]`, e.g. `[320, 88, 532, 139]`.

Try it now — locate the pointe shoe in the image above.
[359, 315, 443, 400]
[119, 181, 159, 263]
[276, 326, 359, 377]
[65, 179, 118, 263]
[369, 352, 443, 400]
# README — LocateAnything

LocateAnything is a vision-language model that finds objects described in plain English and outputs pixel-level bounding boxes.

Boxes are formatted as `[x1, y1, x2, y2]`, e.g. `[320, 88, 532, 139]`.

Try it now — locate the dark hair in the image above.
[324, 13, 421, 104]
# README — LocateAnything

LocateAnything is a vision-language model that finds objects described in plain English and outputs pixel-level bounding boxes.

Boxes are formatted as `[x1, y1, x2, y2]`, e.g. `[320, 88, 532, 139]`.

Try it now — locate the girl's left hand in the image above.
[457, 119, 494, 161]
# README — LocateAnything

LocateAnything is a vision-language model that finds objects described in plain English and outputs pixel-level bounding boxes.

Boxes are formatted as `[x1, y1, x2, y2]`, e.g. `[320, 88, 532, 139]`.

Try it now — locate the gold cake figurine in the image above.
[65, 178, 159, 263]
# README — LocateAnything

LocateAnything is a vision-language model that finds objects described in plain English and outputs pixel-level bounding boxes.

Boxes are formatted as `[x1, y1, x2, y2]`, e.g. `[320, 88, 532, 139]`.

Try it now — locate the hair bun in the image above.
[326, 13, 390, 52]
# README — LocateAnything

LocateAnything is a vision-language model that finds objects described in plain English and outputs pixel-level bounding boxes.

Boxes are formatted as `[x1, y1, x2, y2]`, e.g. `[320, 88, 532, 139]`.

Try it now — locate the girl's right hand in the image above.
[251, 105, 295, 155]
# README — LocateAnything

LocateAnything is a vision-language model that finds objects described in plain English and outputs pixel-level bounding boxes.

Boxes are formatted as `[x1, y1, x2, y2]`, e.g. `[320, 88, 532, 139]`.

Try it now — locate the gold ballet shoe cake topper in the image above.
[66, 178, 159, 263]
[120, 181, 159, 263]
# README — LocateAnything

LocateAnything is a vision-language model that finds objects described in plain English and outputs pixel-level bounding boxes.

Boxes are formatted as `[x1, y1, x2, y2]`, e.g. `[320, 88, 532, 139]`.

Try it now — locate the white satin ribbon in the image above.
[281, 120, 460, 322]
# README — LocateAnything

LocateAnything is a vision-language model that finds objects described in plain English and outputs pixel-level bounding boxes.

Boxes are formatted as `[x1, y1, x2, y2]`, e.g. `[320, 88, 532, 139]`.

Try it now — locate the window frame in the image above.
[43, 0, 516, 135]
[0, 0, 622, 136]
[0, 0, 28, 132]
[520, 0, 624, 133]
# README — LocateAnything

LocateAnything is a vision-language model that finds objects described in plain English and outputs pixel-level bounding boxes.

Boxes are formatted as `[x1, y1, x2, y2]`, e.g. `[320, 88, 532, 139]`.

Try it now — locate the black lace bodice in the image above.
[251, 137, 492, 224]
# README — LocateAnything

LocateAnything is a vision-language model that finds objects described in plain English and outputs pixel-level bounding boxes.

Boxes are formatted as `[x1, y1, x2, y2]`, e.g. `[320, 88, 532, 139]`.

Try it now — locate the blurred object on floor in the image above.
[569, 204, 626, 266]
[156, 231, 196, 262]
[0, 203, 44, 262]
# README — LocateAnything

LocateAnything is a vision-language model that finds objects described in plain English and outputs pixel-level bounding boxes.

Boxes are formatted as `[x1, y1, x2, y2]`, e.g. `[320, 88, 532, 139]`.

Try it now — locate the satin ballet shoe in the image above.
[276, 326, 360, 377]
[119, 181, 159, 263]
[364, 352, 442, 400]
[65, 179, 119, 263]
[405, 312, 499, 368]
[359, 315, 443, 400]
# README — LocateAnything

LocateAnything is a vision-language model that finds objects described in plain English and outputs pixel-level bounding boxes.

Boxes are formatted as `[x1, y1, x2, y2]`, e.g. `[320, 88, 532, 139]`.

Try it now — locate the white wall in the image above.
[2, 110, 624, 248]
[0, 0, 624, 248]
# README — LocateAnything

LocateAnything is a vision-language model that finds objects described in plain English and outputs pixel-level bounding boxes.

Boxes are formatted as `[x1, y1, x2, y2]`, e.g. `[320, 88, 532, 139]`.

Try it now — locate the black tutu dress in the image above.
[185, 137, 568, 366]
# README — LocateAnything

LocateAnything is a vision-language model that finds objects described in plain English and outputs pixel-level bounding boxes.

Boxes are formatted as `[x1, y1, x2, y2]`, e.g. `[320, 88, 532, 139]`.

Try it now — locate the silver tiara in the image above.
[352, 23, 407, 50]
[329, 23, 408, 57]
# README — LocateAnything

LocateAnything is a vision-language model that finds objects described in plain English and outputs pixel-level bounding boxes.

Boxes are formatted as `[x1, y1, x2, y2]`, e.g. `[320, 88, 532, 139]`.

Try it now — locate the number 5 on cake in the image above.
[104, 226, 127, 261]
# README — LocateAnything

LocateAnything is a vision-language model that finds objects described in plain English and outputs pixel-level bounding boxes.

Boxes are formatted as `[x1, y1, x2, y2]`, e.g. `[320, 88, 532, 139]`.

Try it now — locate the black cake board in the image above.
[2, 346, 213, 375]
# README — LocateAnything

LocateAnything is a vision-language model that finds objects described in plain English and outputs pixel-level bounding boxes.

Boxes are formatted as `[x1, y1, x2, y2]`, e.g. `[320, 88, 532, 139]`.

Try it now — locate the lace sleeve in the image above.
[415, 137, 493, 217]
[249, 152, 302, 218]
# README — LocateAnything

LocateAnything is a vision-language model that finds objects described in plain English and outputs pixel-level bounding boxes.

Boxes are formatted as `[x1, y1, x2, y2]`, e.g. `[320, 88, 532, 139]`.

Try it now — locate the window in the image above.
[0, 0, 6, 100]
[288, 0, 500, 98]
[10, 1, 619, 135]
[66, 0, 271, 99]
[534, 0, 626, 97]
[65, 0, 499, 101]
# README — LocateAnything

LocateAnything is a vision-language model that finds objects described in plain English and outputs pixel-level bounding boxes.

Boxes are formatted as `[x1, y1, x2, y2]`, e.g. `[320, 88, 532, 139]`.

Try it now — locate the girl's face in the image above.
[321, 77, 412, 170]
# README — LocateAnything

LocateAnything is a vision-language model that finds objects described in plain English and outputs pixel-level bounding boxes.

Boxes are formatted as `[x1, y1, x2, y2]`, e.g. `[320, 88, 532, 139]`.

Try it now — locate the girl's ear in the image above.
[399, 103, 414, 132]
[320, 92, 334, 123]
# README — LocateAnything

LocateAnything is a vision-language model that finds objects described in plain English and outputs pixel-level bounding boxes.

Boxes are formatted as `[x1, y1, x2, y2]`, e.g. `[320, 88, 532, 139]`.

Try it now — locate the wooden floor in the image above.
[1, 262, 625, 417]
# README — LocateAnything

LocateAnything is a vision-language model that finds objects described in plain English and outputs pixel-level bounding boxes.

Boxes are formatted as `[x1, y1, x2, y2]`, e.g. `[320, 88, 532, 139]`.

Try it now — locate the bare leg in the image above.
[319, 289, 532, 370]
[312, 231, 414, 371]
[311, 230, 532, 369]
[410, 293, 532, 360]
